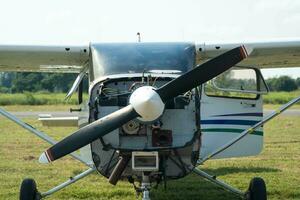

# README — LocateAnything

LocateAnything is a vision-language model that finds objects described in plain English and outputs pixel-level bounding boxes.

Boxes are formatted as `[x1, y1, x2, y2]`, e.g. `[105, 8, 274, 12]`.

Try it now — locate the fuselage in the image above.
[82, 42, 265, 183]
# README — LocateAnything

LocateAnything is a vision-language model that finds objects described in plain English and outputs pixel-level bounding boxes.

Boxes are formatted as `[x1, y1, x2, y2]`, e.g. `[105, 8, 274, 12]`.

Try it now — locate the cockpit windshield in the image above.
[90, 43, 196, 78]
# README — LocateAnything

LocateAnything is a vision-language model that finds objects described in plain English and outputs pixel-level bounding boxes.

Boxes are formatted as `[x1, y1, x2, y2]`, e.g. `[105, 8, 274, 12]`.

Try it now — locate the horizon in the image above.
[0, 0, 300, 77]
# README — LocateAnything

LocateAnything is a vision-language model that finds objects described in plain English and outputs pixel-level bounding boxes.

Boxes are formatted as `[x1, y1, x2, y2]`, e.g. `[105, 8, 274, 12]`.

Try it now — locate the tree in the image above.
[0, 72, 15, 88]
[12, 73, 44, 92]
[7, 72, 87, 93]
[296, 77, 300, 88]
[41, 73, 77, 92]
[266, 76, 297, 92]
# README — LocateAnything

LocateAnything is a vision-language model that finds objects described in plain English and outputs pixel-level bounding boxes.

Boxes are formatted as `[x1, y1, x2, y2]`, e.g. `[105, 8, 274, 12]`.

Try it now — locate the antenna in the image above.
[137, 32, 141, 42]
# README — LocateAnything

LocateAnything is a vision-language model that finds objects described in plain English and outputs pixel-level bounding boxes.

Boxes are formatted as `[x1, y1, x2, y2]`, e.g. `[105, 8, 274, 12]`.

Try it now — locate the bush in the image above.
[0, 86, 10, 93]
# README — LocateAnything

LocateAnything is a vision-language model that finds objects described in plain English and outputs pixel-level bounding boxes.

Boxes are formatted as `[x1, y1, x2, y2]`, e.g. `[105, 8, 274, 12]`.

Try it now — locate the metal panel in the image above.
[200, 87, 264, 159]
[196, 40, 300, 68]
[0, 45, 89, 73]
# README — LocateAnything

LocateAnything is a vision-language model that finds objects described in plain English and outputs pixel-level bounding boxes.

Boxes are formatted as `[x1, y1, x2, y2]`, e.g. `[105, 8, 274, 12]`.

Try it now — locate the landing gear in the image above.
[19, 168, 95, 200]
[19, 178, 41, 200]
[141, 174, 151, 200]
[130, 173, 152, 200]
[192, 167, 267, 200]
[246, 177, 267, 200]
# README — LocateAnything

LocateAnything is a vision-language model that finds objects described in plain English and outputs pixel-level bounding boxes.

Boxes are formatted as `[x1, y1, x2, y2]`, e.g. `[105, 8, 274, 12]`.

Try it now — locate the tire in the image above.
[247, 177, 267, 200]
[19, 178, 38, 200]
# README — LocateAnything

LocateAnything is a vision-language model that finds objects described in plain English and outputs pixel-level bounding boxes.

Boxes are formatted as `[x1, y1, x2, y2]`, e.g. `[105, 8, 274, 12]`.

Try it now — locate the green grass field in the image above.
[264, 90, 300, 104]
[0, 106, 300, 199]
[0, 93, 89, 106]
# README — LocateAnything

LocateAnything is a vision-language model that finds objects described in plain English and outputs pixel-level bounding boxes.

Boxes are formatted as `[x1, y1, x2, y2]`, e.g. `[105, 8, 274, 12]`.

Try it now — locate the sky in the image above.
[0, 0, 300, 77]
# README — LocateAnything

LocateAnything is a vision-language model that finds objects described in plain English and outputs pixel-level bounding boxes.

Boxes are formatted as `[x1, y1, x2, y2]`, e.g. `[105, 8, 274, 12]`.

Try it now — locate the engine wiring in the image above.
[152, 76, 160, 87]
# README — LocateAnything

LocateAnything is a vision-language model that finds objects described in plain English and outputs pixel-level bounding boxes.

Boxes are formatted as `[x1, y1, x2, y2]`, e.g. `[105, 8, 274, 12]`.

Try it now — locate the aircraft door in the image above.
[199, 67, 268, 159]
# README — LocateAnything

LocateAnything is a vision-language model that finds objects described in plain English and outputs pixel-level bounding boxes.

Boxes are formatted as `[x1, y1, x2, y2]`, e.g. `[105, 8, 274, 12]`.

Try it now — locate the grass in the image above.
[264, 104, 300, 110]
[0, 93, 88, 106]
[1, 106, 300, 199]
[264, 90, 300, 104]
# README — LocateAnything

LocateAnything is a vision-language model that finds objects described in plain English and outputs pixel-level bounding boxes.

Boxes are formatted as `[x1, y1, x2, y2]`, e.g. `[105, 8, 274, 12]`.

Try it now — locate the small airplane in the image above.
[1, 39, 300, 200]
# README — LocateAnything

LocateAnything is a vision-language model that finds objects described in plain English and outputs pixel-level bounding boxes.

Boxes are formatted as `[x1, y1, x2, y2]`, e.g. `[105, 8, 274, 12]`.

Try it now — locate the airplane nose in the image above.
[129, 86, 165, 122]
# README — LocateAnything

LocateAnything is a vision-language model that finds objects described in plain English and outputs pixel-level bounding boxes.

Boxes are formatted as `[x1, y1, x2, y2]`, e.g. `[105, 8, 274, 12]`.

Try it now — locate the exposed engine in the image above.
[89, 74, 201, 185]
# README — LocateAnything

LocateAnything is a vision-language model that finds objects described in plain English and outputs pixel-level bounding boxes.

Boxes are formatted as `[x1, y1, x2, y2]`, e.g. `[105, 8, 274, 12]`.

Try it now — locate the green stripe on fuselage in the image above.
[201, 128, 263, 136]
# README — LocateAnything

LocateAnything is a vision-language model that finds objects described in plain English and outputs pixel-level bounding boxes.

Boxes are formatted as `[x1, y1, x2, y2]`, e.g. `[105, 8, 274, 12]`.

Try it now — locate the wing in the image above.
[0, 45, 89, 73]
[196, 40, 300, 68]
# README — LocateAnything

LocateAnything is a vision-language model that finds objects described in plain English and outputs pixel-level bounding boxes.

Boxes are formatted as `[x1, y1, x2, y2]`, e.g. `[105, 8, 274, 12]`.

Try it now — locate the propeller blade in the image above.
[39, 105, 138, 163]
[156, 45, 252, 102]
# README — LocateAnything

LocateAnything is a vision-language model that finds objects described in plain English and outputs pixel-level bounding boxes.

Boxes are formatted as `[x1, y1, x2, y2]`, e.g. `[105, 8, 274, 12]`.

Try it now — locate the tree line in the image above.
[0, 72, 300, 93]
[0, 72, 88, 93]
[265, 76, 299, 92]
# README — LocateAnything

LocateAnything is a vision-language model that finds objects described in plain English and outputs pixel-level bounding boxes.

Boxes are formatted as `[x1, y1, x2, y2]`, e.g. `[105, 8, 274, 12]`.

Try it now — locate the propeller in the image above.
[39, 45, 252, 164]
[156, 45, 252, 102]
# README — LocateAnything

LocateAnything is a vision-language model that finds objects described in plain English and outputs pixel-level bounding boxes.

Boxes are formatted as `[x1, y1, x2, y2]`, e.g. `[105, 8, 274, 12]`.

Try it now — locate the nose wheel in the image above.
[20, 178, 41, 200]
[130, 173, 152, 200]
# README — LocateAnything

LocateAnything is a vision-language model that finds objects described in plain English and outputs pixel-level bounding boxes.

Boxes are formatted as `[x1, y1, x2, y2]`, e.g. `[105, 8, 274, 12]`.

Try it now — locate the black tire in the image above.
[247, 177, 267, 200]
[20, 178, 38, 200]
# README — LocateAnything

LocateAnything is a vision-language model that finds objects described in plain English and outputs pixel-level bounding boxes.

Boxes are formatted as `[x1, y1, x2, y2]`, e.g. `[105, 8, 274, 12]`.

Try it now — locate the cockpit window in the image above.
[204, 67, 268, 99]
[91, 43, 195, 77]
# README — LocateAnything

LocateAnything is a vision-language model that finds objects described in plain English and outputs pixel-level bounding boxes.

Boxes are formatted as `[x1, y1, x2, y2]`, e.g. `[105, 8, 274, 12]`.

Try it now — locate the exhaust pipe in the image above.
[108, 155, 131, 185]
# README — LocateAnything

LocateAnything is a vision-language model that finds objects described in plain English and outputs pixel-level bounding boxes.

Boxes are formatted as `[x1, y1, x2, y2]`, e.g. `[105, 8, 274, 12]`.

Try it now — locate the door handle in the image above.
[240, 102, 256, 107]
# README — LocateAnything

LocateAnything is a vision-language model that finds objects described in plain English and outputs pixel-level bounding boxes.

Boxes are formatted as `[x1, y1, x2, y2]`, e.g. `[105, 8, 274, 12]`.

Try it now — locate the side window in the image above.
[204, 67, 268, 99]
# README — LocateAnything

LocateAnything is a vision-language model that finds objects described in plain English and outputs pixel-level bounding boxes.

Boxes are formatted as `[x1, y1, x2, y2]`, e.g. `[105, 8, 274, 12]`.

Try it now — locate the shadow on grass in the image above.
[203, 166, 280, 176]
[151, 173, 241, 200]
[269, 191, 300, 199]
[150, 166, 279, 200]
[65, 167, 279, 199]
[265, 140, 300, 144]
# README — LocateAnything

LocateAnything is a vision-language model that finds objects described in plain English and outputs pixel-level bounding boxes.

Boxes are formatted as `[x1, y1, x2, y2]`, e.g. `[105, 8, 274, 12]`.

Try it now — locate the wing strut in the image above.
[198, 94, 300, 164]
[41, 167, 96, 198]
[0, 108, 90, 167]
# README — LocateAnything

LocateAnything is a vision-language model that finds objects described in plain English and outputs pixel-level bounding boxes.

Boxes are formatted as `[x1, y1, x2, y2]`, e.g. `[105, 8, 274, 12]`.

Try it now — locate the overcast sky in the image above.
[0, 0, 300, 77]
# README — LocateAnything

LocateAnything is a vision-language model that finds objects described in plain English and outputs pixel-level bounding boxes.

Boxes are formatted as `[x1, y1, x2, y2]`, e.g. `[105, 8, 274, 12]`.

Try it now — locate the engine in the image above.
[89, 74, 201, 184]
